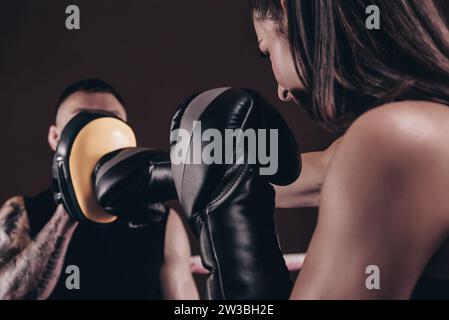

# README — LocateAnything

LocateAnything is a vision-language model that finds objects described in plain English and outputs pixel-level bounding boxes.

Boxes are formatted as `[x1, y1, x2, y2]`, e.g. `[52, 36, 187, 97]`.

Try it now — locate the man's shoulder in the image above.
[0, 195, 29, 229]
[3, 196, 25, 208]
[0, 196, 27, 221]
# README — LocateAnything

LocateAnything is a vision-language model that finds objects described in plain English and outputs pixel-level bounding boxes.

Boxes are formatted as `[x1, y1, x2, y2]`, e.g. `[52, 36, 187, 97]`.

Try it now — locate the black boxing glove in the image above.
[93, 147, 177, 221]
[170, 88, 301, 300]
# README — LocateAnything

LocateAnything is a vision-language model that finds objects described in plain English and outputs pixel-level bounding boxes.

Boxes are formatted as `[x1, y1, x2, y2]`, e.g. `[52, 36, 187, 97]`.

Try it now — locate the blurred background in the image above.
[6, 0, 445, 298]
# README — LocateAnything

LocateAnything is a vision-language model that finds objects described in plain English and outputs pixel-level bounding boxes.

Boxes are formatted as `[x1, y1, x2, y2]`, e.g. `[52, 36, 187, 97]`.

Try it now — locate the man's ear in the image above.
[48, 125, 60, 151]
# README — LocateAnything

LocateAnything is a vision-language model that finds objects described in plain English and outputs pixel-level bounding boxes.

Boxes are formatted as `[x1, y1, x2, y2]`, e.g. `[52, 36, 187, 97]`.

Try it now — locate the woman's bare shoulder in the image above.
[332, 100, 449, 214]
[344, 100, 449, 158]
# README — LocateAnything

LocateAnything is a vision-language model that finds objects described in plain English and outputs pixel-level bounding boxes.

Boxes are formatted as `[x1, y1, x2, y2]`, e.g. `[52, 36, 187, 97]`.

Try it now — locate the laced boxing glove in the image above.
[170, 87, 301, 299]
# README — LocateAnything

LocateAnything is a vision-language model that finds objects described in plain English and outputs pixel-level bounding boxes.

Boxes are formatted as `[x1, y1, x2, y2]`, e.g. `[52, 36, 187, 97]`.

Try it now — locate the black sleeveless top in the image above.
[23, 189, 168, 300]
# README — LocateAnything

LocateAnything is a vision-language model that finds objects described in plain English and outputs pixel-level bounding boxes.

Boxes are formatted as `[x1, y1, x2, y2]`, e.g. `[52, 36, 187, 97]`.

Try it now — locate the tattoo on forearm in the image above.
[0, 199, 29, 268]
[24, 235, 66, 300]
[0, 199, 76, 300]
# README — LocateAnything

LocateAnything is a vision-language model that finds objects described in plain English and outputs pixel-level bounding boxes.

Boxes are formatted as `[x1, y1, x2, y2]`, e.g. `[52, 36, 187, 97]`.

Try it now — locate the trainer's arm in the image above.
[0, 198, 78, 300]
[160, 209, 199, 300]
[275, 139, 341, 208]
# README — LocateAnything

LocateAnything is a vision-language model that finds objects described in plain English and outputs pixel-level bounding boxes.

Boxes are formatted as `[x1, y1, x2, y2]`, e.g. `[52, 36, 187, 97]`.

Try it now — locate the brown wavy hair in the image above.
[250, 0, 449, 131]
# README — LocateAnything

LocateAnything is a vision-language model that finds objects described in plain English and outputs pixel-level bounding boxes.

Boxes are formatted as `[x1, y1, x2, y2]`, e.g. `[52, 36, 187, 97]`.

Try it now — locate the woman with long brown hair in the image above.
[250, 0, 449, 299]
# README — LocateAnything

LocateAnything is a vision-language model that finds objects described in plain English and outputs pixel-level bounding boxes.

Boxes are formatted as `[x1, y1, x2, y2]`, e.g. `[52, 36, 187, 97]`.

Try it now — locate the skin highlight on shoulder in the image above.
[342, 101, 449, 172]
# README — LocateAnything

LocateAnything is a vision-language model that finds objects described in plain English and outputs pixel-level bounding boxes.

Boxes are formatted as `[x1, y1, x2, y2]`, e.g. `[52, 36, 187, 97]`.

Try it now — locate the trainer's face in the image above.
[48, 92, 127, 151]
[253, 18, 303, 103]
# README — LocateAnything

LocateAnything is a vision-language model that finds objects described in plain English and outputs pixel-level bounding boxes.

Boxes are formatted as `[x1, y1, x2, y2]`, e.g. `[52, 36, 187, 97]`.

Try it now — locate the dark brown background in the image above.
[0, 0, 341, 297]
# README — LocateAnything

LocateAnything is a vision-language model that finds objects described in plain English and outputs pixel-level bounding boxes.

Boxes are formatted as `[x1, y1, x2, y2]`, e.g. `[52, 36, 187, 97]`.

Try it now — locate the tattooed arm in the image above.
[0, 197, 78, 300]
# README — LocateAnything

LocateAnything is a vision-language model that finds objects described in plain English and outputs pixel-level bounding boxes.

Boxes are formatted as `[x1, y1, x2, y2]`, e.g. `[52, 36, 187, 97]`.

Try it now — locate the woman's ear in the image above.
[48, 125, 60, 151]
[280, 0, 288, 12]
[279, 0, 289, 32]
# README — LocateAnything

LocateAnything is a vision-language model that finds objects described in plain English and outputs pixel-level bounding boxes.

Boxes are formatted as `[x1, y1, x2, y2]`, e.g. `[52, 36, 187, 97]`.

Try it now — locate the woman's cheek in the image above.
[282, 56, 304, 90]
[272, 55, 295, 89]
[270, 53, 289, 87]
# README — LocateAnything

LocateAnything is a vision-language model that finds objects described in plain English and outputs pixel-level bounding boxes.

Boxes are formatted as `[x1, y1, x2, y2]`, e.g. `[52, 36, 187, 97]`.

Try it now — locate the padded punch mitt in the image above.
[52, 111, 137, 225]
